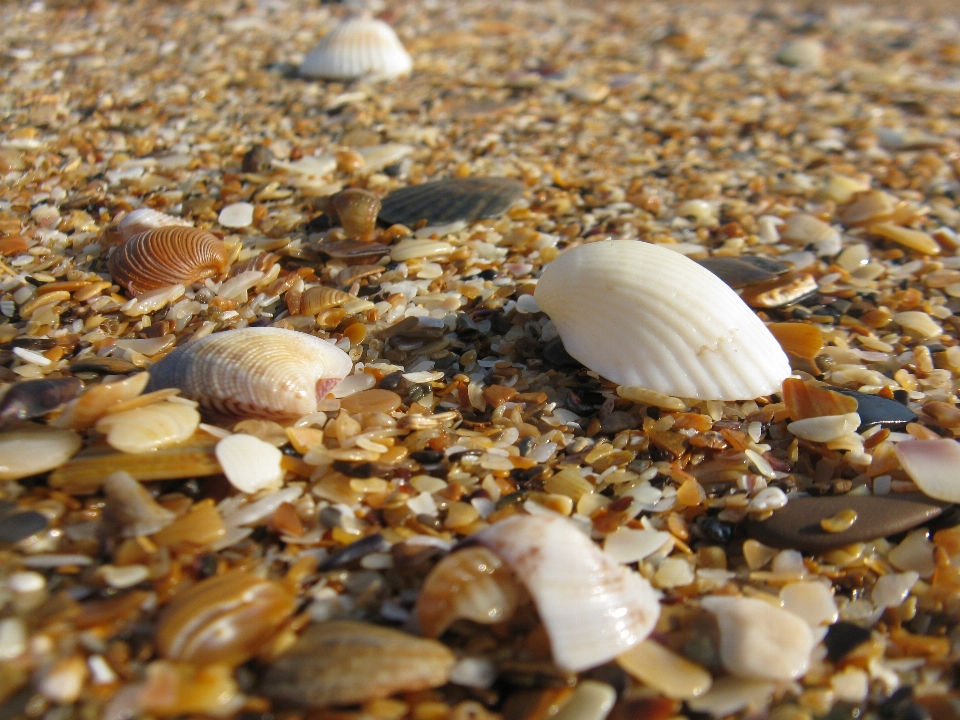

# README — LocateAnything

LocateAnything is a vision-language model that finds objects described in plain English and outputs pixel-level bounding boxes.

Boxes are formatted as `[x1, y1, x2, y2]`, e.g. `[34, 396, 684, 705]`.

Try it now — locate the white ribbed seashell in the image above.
[146, 328, 353, 419]
[118, 208, 192, 241]
[534, 240, 792, 400]
[300, 15, 412, 81]
[471, 514, 661, 672]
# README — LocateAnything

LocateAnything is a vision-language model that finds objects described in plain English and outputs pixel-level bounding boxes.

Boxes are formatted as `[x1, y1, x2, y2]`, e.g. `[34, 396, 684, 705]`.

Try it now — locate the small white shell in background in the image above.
[218, 202, 254, 229]
[895, 439, 960, 502]
[300, 15, 412, 81]
[471, 514, 660, 672]
[534, 240, 791, 400]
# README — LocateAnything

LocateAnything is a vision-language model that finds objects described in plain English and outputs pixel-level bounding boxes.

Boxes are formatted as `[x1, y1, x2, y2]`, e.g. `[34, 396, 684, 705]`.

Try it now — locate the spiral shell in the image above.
[535, 240, 792, 400]
[299, 16, 413, 81]
[300, 286, 353, 316]
[109, 227, 230, 296]
[329, 188, 381, 239]
[145, 327, 353, 419]
[118, 208, 192, 241]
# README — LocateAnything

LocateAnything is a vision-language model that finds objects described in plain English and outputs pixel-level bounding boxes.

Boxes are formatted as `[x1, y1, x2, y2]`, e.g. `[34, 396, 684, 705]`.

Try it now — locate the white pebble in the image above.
[893, 311, 942, 339]
[516, 294, 540, 314]
[686, 677, 775, 717]
[552, 680, 617, 720]
[99, 564, 149, 589]
[772, 549, 806, 575]
[872, 571, 920, 607]
[218, 201, 255, 228]
[7, 570, 46, 593]
[449, 657, 497, 689]
[701, 595, 815, 681]
[831, 667, 869, 703]
[653, 557, 695, 588]
[38, 656, 88, 704]
[776, 38, 824, 69]
[747, 486, 788, 513]
[12, 346, 51, 366]
[888, 530, 936, 579]
[407, 491, 438, 517]
[88, 654, 118, 685]
[215, 433, 284, 494]
[0, 617, 27, 660]
[780, 582, 838, 628]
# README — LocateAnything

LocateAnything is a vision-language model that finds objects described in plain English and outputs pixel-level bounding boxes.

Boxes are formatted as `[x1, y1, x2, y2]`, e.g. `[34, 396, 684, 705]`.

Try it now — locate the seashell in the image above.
[156, 569, 295, 668]
[417, 546, 523, 638]
[0, 426, 83, 481]
[379, 177, 525, 227]
[145, 327, 353, 419]
[299, 16, 413, 81]
[781, 378, 857, 420]
[261, 620, 456, 707]
[470, 514, 660, 673]
[895, 439, 960, 503]
[102, 470, 176, 537]
[95, 401, 201, 454]
[109, 227, 230, 296]
[319, 239, 391, 259]
[0, 377, 82, 429]
[118, 208, 192, 241]
[534, 240, 792, 401]
[300, 286, 352, 316]
[327, 188, 381, 239]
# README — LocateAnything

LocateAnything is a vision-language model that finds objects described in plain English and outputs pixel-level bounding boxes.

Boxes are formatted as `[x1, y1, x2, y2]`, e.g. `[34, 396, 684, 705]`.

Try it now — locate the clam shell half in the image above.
[535, 240, 792, 400]
[299, 16, 412, 81]
[146, 327, 353, 419]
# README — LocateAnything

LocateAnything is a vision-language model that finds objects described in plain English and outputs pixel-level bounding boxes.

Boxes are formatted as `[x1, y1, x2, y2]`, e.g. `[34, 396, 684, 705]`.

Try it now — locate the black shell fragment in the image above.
[697, 257, 780, 289]
[835, 388, 918, 431]
[379, 177, 524, 227]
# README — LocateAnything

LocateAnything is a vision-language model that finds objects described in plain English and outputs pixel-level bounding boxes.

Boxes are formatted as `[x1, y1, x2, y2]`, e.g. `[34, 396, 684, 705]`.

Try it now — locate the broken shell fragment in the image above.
[156, 569, 296, 668]
[95, 401, 201, 453]
[895, 439, 960, 503]
[261, 621, 456, 707]
[102, 471, 176, 537]
[327, 188, 381, 239]
[145, 327, 353, 419]
[471, 514, 660, 672]
[108, 227, 230, 296]
[416, 546, 523, 638]
[379, 177, 525, 227]
[534, 240, 791, 400]
[299, 16, 412, 81]
[0, 426, 83, 481]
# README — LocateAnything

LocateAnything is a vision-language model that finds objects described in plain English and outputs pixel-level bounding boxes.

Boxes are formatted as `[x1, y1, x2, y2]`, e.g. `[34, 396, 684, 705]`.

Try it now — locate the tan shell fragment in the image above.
[535, 240, 791, 400]
[261, 621, 456, 707]
[145, 327, 353, 419]
[108, 227, 230, 296]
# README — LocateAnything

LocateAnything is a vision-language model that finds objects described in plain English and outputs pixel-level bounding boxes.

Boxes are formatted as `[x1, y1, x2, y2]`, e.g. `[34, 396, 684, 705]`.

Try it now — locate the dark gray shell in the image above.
[379, 177, 524, 227]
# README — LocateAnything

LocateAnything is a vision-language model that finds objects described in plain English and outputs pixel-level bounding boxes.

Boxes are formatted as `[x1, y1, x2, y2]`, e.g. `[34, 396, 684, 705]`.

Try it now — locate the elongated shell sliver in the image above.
[146, 327, 353, 419]
[472, 514, 660, 672]
[535, 240, 791, 400]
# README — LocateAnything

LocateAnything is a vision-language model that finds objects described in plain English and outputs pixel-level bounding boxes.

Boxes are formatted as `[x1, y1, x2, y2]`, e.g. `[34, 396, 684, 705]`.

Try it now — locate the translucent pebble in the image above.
[888, 530, 936, 579]
[776, 38, 824, 69]
[617, 639, 712, 699]
[448, 657, 497, 689]
[218, 202, 254, 228]
[871, 571, 919, 608]
[515, 294, 540, 314]
[780, 582, 837, 628]
[0, 617, 27, 660]
[772, 549, 806, 575]
[653, 557, 695, 588]
[216, 433, 284, 494]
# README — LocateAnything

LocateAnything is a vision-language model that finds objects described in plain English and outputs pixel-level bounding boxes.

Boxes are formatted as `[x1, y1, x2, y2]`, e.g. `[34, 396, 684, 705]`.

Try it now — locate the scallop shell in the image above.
[118, 208, 192, 241]
[300, 286, 352, 316]
[471, 514, 661, 673]
[329, 188, 381, 239]
[109, 227, 230, 296]
[299, 16, 412, 81]
[379, 177, 524, 227]
[534, 240, 792, 400]
[145, 327, 353, 419]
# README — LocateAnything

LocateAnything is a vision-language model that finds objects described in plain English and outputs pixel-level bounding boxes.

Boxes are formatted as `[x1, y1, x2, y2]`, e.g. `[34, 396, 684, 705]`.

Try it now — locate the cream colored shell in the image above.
[299, 16, 412, 81]
[146, 327, 353, 419]
[534, 240, 792, 400]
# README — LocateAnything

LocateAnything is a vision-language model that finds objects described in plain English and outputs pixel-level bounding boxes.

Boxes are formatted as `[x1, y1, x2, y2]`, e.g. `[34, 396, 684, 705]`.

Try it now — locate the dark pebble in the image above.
[835, 388, 918, 431]
[880, 687, 930, 720]
[697, 257, 778, 289]
[543, 337, 580, 368]
[700, 516, 733, 545]
[517, 436, 535, 456]
[407, 384, 431, 403]
[511, 464, 548, 488]
[0, 511, 49, 544]
[379, 177, 524, 227]
[319, 533, 390, 571]
[823, 621, 872, 662]
[478, 268, 498, 280]
[744, 493, 951, 553]
[410, 449, 444, 464]
[241, 144, 273, 173]
[0, 376, 82, 429]
[599, 410, 639, 434]
[379, 371, 403, 391]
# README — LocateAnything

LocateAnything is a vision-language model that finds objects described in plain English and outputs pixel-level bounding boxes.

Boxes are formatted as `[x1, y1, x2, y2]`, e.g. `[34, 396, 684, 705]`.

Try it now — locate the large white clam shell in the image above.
[300, 16, 412, 81]
[535, 240, 792, 400]
[471, 514, 661, 672]
[146, 327, 353, 419]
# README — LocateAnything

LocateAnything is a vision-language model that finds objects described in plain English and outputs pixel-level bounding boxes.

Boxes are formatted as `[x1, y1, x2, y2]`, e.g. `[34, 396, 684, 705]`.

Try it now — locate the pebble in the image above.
[7, 570, 45, 593]
[831, 667, 870, 703]
[748, 487, 788, 513]
[780, 582, 838, 628]
[617, 639, 712, 699]
[872, 571, 919, 608]
[0, 617, 27, 660]
[835, 389, 917, 430]
[776, 38, 825, 69]
[653, 557, 695, 588]
[218, 202, 254, 228]
[745, 493, 949, 553]
[823, 621, 872, 662]
[38, 655, 88, 704]
[701, 595, 814, 680]
[686, 677, 775, 717]
[893, 311, 942, 339]
[552, 680, 617, 720]
[339, 388, 402, 415]
[0, 510, 49, 543]
[99, 564, 149, 589]
[887, 529, 936, 579]
[215, 433, 284, 494]
[390, 239, 454, 262]
[787, 412, 860, 442]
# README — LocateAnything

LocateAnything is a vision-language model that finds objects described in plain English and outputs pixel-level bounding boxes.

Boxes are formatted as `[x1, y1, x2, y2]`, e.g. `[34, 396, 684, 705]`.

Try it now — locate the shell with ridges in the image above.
[118, 208, 192, 241]
[471, 514, 661, 673]
[299, 15, 412, 81]
[379, 177, 525, 227]
[145, 327, 353, 419]
[329, 188, 381, 239]
[300, 286, 353, 316]
[109, 227, 230, 296]
[534, 240, 792, 400]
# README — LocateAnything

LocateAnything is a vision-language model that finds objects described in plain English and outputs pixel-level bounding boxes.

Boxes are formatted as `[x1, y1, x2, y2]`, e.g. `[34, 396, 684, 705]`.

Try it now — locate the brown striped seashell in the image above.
[300, 286, 352, 316]
[156, 569, 296, 668]
[145, 327, 353, 419]
[108, 227, 230, 296]
[328, 188, 381, 240]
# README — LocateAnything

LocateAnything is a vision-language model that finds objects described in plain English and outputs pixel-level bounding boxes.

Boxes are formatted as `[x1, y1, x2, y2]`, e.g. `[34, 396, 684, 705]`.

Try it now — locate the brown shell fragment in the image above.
[328, 188, 381, 239]
[261, 621, 456, 707]
[108, 227, 230, 296]
[782, 377, 859, 421]
[156, 569, 295, 668]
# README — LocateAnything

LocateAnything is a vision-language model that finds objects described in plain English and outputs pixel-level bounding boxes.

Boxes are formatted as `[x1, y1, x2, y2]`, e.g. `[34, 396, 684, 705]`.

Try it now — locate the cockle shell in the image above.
[118, 208, 192, 241]
[109, 227, 230, 296]
[145, 327, 353, 419]
[534, 240, 792, 400]
[299, 16, 413, 81]
[328, 188, 381, 239]
[471, 514, 661, 672]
